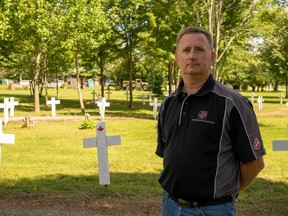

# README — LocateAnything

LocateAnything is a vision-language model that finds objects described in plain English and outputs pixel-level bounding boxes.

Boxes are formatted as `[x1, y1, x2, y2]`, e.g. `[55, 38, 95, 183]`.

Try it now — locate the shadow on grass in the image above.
[237, 177, 288, 215]
[0, 172, 162, 197]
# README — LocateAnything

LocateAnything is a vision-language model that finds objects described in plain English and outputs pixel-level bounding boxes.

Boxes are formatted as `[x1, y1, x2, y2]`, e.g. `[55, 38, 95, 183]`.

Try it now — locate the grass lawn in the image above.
[0, 87, 287, 215]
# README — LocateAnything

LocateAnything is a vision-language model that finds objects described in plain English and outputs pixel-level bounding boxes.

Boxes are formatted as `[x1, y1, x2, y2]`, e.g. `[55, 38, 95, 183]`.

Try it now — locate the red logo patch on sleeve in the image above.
[253, 138, 261, 150]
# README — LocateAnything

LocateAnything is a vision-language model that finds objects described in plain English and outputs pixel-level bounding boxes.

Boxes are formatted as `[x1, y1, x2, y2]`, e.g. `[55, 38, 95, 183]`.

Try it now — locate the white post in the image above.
[280, 93, 284, 104]
[46, 97, 60, 116]
[149, 98, 161, 119]
[148, 92, 153, 102]
[125, 89, 129, 101]
[0, 120, 15, 164]
[251, 92, 256, 103]
[9, 97, 19, 117]
[83, 122, 121, 185]
[96, 97, 110, 120]
[0, 98, 10, 125]
[142, 94, 147, 105]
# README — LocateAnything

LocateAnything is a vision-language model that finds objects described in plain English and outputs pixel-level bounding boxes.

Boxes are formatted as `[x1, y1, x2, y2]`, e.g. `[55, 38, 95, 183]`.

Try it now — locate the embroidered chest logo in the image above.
[198, 110, 208, 120]
[192, 110, 214, 124]
[253, 138, 262, 151]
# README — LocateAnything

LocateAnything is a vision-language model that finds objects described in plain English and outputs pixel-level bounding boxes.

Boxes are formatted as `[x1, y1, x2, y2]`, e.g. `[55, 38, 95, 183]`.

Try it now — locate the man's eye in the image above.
[196, 48, 204, 51]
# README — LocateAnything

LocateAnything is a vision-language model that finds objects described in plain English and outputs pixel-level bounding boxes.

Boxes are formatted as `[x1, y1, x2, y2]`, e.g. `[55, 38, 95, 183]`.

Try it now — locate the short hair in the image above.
[176, 26, 213, 50]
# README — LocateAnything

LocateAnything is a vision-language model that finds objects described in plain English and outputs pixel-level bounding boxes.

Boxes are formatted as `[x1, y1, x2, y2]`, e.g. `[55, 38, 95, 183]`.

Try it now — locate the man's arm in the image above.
[235, 156, 265, 194]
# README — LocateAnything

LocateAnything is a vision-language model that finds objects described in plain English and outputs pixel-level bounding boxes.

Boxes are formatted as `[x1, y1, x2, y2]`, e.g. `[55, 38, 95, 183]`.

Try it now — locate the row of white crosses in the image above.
[0, 97, 60, 121]
[252, 92, 288, 110]
[0, 97, 19, 125]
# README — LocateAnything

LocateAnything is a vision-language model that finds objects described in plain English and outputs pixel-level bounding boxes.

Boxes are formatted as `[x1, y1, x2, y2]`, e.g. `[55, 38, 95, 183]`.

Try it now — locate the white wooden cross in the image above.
[251, 92, 256, 103]
[142, 93, 147, 105]
[147, 92, 153, 102]
[96, 97, 110, 120]
[257, 96, 264, 111]
[0, 120, 15, 164]
[279, 93, 285, 104]
[149, 98, 161, 119]
[83, 122, 121, 185]
[0, 98, 10, 125]
[46, 97, 60, 116]
[9, 97, 19, 117]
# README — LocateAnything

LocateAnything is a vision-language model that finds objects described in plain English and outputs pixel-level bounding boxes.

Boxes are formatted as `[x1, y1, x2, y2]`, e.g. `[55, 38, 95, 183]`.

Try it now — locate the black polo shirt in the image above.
[156, 75, 266, 201]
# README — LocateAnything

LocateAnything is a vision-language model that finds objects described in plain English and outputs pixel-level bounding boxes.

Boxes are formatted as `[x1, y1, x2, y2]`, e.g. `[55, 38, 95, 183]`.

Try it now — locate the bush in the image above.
[60, 82, 67, 89]
[79, 113, 95, 129]
[79, 119, 95, 129]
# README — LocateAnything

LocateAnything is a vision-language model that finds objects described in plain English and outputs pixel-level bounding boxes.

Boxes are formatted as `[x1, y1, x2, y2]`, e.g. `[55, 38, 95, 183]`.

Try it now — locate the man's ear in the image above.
[211, 51, 216, 62]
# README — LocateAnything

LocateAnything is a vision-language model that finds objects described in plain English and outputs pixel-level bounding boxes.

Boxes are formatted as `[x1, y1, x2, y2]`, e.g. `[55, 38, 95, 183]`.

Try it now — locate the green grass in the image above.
[0, 119, 162, 197]
[0, 87, 288, 215]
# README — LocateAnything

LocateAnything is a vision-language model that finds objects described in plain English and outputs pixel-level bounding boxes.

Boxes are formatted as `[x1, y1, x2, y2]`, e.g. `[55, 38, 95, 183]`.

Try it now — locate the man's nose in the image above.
[188, 50, 197, 59]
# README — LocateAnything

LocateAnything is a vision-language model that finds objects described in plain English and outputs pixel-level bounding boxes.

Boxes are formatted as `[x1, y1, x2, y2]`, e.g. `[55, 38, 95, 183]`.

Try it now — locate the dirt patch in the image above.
[0, 194, 162, 216]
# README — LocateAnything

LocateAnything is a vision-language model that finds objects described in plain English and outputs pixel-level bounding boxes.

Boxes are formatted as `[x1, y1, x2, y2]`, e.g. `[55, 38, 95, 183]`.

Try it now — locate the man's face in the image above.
[175, 33, 215, 79]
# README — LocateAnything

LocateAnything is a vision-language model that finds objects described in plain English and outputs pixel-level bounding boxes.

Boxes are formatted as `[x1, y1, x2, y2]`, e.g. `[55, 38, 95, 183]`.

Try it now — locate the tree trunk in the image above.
[128, 48, 133, 108]
[34, 51, 41, 113]
[75, 53, 85, 114]
[43, 54, 48, 102]
[285, 72, 288, 98]
[99, 51, 104, 97]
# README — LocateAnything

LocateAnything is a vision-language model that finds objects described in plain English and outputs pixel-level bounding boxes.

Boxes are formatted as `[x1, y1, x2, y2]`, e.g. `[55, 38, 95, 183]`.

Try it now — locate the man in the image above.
[156, 26, 266, 216]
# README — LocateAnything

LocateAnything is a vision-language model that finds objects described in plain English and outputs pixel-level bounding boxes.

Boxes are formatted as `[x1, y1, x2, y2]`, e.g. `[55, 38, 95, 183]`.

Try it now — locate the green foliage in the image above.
[60, 82, 67, 89]
[149, 71, 164, 96]
[79, 119, 95, 130]
[1, 0, 288, 103]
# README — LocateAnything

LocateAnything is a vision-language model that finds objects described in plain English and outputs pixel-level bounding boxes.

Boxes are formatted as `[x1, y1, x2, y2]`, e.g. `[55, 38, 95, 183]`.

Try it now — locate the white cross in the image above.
[0, 98, 10, 125]
[147, 92, 153, 102]
[96, 97, 110, 120]
[9, 97, 19, 117]
[0, 120, 15, 164]
[142, 94, 147, 105]
[149, 98, 161, 119]
[83, 122, 121, 185]
[257, 96, 264, 111]
[46, 97, 60, 116]
[279, 93, 285, 104]
[251, 92, 256, 103]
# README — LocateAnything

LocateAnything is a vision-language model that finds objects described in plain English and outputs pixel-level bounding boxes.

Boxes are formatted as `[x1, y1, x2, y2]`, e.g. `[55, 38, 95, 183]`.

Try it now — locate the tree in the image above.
[108, 0, 152, 108]
[61, 0, 108, 114]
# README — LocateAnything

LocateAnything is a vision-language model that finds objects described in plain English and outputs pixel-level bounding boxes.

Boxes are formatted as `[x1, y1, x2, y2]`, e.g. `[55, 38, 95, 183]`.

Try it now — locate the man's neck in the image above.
[183, 75, 209, 94]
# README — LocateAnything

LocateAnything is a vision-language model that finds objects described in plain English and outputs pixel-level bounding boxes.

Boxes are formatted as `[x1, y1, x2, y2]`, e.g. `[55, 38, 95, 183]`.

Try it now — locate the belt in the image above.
[169, 194, 233, 208]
